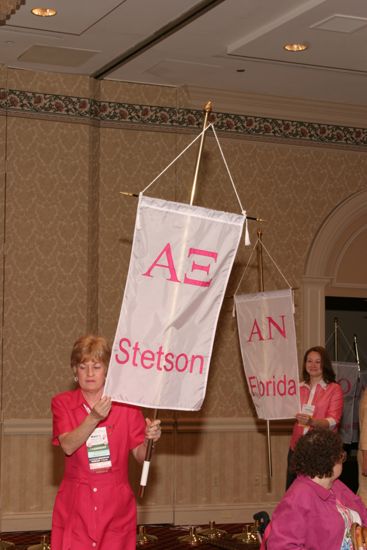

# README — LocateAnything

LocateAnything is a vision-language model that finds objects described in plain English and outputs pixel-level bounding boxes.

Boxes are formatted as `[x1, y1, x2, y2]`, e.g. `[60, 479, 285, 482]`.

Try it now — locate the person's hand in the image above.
[90, 396, 112, 421]
[145, 418, 162, 443]
[296, 412, 312, 426]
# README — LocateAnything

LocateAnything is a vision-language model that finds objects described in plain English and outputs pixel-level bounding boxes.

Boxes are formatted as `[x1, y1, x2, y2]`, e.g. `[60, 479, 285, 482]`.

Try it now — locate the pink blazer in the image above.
[267, 476, 367, 549]
[290, 381, 344, 450]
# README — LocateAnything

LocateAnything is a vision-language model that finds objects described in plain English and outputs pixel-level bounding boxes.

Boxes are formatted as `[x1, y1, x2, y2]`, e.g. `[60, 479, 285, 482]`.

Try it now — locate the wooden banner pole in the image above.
[257, 230, 273, 485]
[138, 102, 212, 499]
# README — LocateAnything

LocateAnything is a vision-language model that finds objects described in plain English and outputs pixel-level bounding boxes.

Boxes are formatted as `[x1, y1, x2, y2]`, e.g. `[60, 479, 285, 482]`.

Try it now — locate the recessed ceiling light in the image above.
[31, 7, 57, 17]
[283, 42, 309, 52]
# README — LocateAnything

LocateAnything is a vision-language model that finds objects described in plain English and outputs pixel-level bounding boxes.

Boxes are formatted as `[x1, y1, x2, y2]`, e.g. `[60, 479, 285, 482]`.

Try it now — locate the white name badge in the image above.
[302, 403, 315, 416]
[86, 426, 112, 471]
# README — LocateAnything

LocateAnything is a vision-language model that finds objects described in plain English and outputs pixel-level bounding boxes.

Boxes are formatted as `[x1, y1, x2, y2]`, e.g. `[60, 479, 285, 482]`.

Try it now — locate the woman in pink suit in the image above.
[51, 335, 161, 550]
[286, 345, 344, 489]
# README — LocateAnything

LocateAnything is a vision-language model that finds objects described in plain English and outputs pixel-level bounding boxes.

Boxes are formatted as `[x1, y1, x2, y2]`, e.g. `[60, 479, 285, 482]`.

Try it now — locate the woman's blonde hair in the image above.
[70, 335, 111, 369]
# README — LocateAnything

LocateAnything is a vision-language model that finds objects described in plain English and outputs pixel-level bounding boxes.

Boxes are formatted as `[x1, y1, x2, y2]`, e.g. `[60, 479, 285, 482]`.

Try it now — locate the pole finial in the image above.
[204, 101, 213, 113]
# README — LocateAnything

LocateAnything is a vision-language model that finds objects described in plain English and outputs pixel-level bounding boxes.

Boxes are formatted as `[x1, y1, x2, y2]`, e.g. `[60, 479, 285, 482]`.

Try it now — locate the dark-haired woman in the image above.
[286, 346, 344, 489]
[268, 430, 367, 549]
[51, 335, 161, 550]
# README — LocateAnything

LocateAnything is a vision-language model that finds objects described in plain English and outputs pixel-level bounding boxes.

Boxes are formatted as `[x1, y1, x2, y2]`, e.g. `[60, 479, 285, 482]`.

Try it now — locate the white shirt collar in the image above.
[301, 379, 328, 389]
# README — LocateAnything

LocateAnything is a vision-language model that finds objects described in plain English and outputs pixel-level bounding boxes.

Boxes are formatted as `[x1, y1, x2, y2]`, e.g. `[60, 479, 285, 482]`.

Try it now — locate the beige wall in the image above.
[0, 65, 366, 529]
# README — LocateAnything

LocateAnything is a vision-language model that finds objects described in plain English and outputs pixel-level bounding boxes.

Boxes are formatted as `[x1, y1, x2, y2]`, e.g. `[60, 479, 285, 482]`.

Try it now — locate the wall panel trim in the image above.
[3, 418, 52, 436]
[3, 416, 293, 435]
[1, 502, 279, 532]
[1, 511, 52, 532]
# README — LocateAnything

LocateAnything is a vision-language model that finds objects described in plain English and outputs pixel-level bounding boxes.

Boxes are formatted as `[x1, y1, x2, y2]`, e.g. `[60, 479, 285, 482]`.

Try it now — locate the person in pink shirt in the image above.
[358, 387, 367, 506]
[286, 346, 344, 489]
[51, 335, 162, 550]
[266, 429, 367, 550]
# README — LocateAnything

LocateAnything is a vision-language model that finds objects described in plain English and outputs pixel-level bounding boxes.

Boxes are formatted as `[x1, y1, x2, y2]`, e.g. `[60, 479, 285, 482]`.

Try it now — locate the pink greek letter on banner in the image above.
[234, 289, 300, 420]
[104, 195, 244, 411]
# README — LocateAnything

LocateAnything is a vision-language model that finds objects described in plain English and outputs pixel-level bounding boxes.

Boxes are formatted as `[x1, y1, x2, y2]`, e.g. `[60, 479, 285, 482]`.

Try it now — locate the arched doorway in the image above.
[302, 189, 367, 349]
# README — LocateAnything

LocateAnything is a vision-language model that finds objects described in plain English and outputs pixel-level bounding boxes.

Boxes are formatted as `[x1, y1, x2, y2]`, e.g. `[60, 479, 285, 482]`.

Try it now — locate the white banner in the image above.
[234, 289, 300, 420]
[333, 361, 360, 444]
[104, 195, 244, 411]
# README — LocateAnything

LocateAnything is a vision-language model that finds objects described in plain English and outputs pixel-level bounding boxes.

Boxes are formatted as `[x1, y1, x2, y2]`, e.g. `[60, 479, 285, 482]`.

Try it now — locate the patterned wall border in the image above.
[1, 88, 367, 148]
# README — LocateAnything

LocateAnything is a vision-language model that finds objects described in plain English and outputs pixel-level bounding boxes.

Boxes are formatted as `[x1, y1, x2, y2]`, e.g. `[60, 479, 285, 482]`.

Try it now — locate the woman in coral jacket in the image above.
[286, 345, 344, 489]
[267, 429, 367, 550]
[51, 335, 161, 550]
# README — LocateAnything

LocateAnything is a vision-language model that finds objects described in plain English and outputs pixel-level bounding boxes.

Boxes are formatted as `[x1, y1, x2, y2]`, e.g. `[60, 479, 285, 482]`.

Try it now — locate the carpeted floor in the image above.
[0, 524, 260, 549]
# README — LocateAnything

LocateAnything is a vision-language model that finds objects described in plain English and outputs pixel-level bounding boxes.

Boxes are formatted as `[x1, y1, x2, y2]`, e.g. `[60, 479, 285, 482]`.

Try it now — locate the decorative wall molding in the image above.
[2, 416, 293, 435]
[176, 416, 293, 433]
[0, 88, 366, 148]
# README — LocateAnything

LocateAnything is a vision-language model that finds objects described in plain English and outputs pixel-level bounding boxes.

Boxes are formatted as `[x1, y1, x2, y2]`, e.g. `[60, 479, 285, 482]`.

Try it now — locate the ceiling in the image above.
[1, 0, 367, 106]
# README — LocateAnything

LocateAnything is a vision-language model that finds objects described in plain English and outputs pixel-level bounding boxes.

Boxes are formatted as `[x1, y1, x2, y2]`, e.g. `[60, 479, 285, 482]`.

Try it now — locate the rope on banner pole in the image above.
[141, 124, 214, 195]
[210, 124, 250, 244]
[210, 124, 244, 213]
[233, 235, 293, 300]
[258, 240, 293, 290]
[232, 237, 259, 316]
[120, 109, 263, 225]
[326, 319, 357, 364]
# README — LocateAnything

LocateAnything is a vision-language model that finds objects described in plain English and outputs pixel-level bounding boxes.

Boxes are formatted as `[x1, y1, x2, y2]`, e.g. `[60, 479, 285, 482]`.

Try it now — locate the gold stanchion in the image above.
[136, 525, 158, 546]
[178, 527, 203, 546]
[0, 540, 15, 550]
[232, 523, 259, 544]
[27, 534, 50, 550]
[197, 520, 227, 540]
